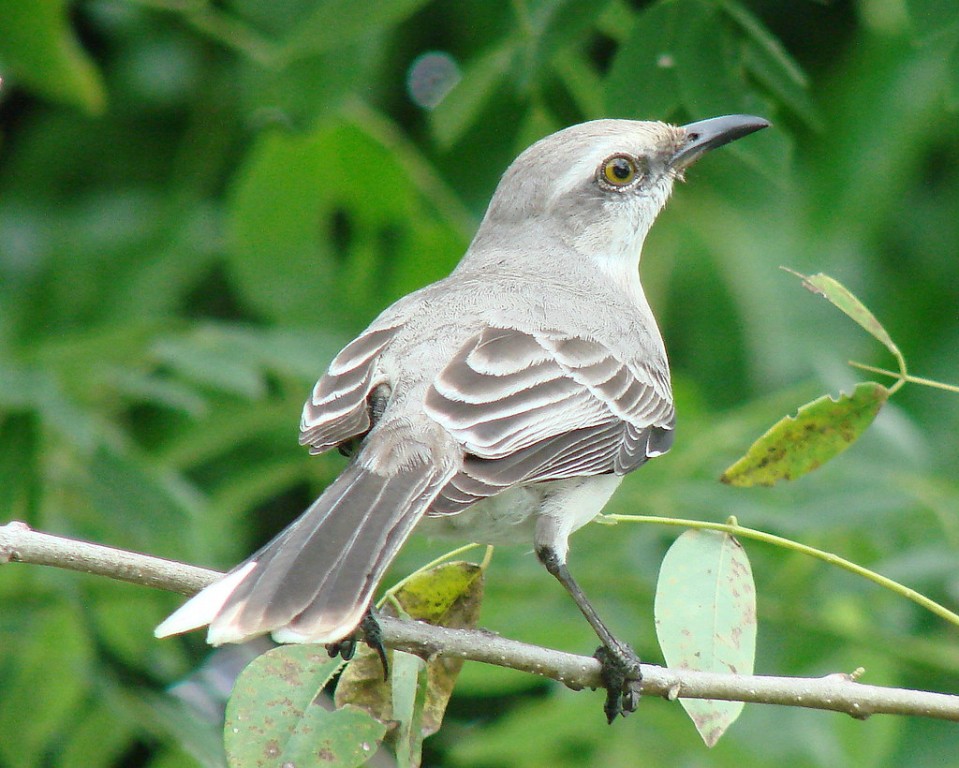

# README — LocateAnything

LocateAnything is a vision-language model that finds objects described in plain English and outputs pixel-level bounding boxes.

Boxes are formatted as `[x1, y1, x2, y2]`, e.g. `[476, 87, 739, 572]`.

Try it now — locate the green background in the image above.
[2, 0, 959, 765]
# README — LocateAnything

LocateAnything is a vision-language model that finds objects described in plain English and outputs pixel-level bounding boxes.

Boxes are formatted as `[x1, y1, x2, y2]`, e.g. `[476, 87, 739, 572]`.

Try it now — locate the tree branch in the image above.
[3, 520, 959, 722]
[0, 520, 218, 595]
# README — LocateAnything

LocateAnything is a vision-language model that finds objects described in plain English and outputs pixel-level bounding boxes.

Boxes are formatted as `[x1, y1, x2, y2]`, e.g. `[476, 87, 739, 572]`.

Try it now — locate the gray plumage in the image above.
[156, 115, 768, 654]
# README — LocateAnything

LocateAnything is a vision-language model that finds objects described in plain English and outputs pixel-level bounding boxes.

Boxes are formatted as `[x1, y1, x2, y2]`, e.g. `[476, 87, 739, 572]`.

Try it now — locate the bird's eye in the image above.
[599, 155, 641, 188]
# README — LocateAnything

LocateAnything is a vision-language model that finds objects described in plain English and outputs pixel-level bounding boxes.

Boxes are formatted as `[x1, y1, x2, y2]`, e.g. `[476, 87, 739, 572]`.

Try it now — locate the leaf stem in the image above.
[848, 361, 959, 395]
[604, 514, 959, 629]
[872, 342, 909, 396]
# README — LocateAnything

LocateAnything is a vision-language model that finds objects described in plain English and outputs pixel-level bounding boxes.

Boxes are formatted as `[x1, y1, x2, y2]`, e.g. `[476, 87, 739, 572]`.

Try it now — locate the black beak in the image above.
[670, 114, 770, 170]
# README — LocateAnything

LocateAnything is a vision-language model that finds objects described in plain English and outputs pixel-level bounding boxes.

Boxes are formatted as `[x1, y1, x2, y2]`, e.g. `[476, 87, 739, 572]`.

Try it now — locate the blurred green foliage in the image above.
[1, 0, 959, 766]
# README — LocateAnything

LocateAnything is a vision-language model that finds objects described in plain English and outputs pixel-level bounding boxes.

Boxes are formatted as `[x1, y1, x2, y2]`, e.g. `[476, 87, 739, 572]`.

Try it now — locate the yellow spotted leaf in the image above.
[335, 561, 484, 738]
[721, 382, 889, 486]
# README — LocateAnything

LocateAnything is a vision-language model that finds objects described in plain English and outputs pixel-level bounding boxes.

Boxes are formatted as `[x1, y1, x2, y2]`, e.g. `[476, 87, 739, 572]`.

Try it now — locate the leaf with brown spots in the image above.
[655, 530, 756, 747]
[224, 645, 386, 768]
[335, 560, 484, 741]
[720, 382, 889, 487]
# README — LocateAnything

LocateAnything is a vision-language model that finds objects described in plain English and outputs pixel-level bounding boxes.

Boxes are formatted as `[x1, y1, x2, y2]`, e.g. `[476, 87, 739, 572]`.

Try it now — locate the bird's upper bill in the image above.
[670, 114, 771, 171]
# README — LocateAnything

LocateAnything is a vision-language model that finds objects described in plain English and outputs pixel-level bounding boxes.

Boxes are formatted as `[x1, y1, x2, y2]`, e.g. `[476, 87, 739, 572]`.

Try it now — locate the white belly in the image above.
[418, 474, 623, 550]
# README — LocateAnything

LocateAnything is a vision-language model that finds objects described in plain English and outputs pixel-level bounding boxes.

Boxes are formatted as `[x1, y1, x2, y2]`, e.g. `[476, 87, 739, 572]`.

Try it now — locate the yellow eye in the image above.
[600, 155, 639, 187]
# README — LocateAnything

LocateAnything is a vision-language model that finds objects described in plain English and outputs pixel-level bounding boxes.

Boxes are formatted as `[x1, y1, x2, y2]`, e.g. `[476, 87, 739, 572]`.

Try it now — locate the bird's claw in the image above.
[594, 642, 643, 723]
[325, 636, 357, 660]
[324, 611, 389, 680]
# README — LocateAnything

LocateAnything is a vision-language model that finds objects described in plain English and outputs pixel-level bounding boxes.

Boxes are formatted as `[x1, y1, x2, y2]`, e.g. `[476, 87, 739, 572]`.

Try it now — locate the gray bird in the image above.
[156, 114, 769, 721]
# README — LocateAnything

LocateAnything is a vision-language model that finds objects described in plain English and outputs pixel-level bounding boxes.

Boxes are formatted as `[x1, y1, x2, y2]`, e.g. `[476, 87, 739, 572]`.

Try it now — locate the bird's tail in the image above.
[155, 458, 452, 645]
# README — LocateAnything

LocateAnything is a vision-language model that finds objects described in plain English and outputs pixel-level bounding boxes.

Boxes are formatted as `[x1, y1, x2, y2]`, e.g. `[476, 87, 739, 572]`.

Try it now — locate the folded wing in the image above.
[423, 326, 675, 513]
[299, 325, 399, 454]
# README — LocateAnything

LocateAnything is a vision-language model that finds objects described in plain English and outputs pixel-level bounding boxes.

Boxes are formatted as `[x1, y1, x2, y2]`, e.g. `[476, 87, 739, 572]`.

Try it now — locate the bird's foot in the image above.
[594, 641, 643, 724]
[324, 611, 389, 680]
[325, 635, 356, 660]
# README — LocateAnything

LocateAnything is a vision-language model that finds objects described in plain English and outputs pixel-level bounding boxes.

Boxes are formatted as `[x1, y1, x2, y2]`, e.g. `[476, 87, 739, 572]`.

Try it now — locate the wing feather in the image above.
[299, 325, 398, 454]
[425, 326, 675, 515]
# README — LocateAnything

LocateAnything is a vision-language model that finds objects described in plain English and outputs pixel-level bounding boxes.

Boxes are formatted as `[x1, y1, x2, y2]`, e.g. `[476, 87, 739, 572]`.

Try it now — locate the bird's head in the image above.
[474, 115, 769, 282]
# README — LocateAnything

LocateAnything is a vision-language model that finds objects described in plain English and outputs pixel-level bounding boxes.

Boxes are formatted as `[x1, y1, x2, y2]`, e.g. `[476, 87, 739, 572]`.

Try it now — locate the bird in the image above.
[156, 114, 769, 722]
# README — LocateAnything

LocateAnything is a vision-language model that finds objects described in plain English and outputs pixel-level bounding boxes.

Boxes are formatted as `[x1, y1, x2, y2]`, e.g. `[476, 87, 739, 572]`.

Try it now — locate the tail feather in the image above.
[156, 459, 451, 646]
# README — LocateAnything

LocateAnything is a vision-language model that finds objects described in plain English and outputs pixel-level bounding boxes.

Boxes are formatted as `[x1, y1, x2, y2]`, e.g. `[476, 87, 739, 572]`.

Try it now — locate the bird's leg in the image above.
[360, 610, 390, 680]
[535, 545, 642, 723]
[324, 608, 390, 680]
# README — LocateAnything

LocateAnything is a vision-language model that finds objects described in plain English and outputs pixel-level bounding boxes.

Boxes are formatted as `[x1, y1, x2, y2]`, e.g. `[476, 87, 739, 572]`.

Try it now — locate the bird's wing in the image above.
[298, 324, 399, 454]
[423, 326, 675, 512]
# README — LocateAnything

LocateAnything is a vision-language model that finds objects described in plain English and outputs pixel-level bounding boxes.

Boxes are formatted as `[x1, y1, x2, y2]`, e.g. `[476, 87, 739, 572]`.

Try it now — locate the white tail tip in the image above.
[270, 605, 367, 645]
[154, 561, 258, 639]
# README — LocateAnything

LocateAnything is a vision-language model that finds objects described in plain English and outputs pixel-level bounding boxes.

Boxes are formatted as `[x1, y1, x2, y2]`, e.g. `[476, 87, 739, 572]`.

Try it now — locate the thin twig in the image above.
[3, 521, 959, 722]
[603, 514, 959, 629]
[0, 521, 217, 595]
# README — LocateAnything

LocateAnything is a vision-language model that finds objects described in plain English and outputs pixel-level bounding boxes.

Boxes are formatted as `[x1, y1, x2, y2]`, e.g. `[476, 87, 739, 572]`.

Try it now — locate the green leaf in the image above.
[0, 606, 93, 768]
[948, 31, 959, 109]
[150, 324, 336, 401]
[720, 0, 807, 91]
[284, 0, 433, 57]
[0, 412, 39, 521]
[113, 687, 227, 768]
[524, 0, 610, 83]
[552, 50, 605, 119]
[389, 560, 486, 628]
[655, 530, 756, 747]
[80, 445, 195, 552]
[0, 0, 106, 114]
[607, 0, 792, 176]
[604, 0, 684, 118]
[787, 270, 901, 359]
[104, 367, 209, 416]
[391, 651, 428, 768]
[0, 363, 49, 409]
[722, 0, 821, 127]
[721, 382, 890, 487]
[430, 43, 516, 148]
[0, 362, 99, 451]
[740, 38, 819, 127]
[675, 2, 742, 118]
[152, 325, 341, 401]
[725, 104, 791, 181]
[239, 34, 385, 127]
[229, 119, 464, 330]
[512, 103, 564, 157]
[904, 0, 959, 42]
[152, 336, 266, 400]
[224, 646, 385, 768]
[92, 592, 191, 675]
[335, 561, 484, 737]
[58, 703, 137, 768]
